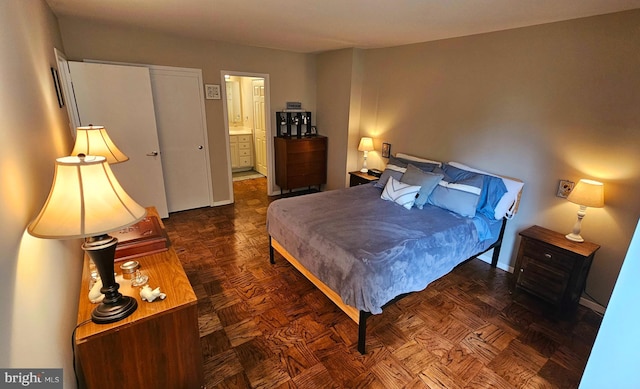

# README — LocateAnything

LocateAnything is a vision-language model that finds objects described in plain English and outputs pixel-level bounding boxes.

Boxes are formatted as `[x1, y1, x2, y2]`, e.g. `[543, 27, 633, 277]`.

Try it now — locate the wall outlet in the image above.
[557, 179, 575, 198]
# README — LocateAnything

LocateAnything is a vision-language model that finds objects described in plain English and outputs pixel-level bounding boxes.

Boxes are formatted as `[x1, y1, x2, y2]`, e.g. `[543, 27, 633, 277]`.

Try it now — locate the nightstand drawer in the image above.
[522, 240, 575, 272]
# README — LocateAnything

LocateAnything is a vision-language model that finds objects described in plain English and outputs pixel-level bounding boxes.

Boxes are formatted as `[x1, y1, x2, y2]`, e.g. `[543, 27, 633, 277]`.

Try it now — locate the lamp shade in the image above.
[71, 125, 129, 164]
[28, 155, 146, 239]
[567, 179, 604, 208]
[358, 137, 374, 152]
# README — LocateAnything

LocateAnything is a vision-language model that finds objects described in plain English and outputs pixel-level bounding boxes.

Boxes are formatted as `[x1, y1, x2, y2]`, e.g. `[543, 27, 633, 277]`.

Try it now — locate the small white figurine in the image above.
[88, 279, 104, 303]
[140, 285, 167, 302]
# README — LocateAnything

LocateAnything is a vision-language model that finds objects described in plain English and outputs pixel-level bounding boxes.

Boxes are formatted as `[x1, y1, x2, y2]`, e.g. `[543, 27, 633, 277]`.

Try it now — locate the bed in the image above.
[267, 154, 523, 353]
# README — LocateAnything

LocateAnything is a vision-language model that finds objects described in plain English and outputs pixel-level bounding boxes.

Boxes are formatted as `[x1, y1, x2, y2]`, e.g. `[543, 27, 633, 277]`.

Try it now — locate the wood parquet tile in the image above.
[163, 177, 602, 389]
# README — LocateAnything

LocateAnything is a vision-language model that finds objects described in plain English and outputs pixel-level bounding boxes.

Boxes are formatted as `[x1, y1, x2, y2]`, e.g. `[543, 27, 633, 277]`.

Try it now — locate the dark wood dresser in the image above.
[512, 225, 600, 315]
[274, 135, 327, 192]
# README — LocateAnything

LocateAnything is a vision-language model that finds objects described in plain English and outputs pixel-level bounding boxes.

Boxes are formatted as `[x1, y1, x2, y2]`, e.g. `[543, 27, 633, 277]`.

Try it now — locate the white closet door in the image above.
[68, 61, 169, 218]
[149, 67, 212, 212]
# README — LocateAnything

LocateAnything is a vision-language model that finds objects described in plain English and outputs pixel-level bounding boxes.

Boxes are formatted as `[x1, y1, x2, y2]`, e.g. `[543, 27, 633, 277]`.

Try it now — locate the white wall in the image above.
[0, 1, 82, 388]
[579, 218, 640, 388]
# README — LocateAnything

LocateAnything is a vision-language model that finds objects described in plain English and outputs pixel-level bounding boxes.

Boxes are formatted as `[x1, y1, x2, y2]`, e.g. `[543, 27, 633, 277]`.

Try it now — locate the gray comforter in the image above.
[267, 183, 499, 314]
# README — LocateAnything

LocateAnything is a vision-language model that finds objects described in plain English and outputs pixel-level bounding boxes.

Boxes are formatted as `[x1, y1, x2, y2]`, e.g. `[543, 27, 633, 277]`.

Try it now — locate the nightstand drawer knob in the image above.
[544, 253, 552, 259]
[520, 268, 524, 272]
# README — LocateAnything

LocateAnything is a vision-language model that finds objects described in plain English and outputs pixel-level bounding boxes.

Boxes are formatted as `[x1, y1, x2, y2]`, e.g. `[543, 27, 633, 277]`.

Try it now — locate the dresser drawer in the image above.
[237, 135, 252, 143]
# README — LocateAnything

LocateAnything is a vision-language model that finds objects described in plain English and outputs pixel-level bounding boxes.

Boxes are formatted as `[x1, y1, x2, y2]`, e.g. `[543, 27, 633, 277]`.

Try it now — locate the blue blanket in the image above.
[267, 184, 501, 314]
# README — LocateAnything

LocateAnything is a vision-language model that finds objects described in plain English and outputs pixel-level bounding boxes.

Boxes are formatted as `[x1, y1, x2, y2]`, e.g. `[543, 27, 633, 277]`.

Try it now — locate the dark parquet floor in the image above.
[163, 177, 602, 389]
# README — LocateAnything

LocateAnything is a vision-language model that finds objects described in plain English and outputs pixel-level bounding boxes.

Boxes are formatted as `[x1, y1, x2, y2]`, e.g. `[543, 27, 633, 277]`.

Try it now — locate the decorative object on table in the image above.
[114, 216, 168, 262]
[140, 285, 166, 302]
[381, 142, 391, 158]
[358, 137, 374, 173]
[556, 179, 575, 198]
[119, 260, 149, 286]
[565, 178, 604, 242]
[88, 278, 104, 304]
[71, 125, 129, 164]
[28, 154, 147, 324]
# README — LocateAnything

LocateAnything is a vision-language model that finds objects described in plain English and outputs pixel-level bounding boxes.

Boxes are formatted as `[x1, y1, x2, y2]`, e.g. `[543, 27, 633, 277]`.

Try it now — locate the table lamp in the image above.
[565, 179, 604, 242]
[28, 154, 146, 323]
[358, 137, 374, 173]
[72, 125, 129, 164]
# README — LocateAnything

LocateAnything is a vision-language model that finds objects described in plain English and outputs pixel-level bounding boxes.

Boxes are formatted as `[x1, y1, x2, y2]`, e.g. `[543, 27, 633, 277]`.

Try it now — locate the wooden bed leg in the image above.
[357, 311, 371, 354]
[269, 236, 275, 264]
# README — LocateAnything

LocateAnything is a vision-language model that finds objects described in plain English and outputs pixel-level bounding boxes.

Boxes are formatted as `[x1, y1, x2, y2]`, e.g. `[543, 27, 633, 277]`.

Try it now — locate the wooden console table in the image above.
[74, 207, 203, 388]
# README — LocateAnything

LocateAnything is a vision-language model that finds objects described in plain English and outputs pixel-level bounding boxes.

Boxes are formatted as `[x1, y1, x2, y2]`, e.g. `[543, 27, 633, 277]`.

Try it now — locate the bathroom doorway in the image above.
[222, 71, 272, 199]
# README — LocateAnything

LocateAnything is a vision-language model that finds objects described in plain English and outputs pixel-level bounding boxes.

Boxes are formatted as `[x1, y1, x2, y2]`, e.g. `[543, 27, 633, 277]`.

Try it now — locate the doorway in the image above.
[222, 71, 272, 199]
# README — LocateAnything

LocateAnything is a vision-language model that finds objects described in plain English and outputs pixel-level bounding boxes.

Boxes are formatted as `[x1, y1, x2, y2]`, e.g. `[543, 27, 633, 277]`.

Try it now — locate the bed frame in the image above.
[269, 217, 509, 354]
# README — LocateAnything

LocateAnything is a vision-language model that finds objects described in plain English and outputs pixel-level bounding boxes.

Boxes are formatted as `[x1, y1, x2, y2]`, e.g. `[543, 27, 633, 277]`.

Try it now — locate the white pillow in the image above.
[395, 152, 442, 167]
[448, 161, 524, 219]
[381, 177, 421, 210]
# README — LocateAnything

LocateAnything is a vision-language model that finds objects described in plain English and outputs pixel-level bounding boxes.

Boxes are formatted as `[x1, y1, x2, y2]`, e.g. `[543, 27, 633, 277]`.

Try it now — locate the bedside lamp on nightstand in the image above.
[566, 179, 604, 242]
[358, 137, 374, 173]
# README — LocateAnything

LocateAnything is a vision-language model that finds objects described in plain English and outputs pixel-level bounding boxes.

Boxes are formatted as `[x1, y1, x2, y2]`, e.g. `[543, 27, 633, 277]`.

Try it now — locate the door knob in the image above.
[146, 151, 159, 156]
[198, 145, 203, 150]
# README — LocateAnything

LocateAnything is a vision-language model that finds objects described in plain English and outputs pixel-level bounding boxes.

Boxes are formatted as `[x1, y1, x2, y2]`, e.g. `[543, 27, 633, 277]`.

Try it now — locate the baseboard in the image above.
[213, 199, 233, 206]
[477, 252, 514, 273]
[579, 297, 606, 315]
[477, 252, 607, 315]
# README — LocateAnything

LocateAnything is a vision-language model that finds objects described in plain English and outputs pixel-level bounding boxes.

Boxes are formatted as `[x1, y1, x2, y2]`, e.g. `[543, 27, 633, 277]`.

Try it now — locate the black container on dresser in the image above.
[512, 225, 600, 315]
[274, 135, 327, 193]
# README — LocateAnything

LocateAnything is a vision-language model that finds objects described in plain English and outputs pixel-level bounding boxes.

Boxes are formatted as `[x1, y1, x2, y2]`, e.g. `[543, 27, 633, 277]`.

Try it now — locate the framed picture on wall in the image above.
[204, 84, 221, 100]
[382, 142, 391, 158]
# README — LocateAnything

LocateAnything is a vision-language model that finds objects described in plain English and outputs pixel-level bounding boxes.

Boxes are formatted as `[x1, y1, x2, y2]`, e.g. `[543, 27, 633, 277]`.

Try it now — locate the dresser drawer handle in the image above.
[544, 253, 552, 259]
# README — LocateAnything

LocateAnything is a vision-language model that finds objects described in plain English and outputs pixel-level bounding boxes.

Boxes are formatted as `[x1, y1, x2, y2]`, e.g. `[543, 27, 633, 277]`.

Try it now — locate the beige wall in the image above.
[0, 1, 81, 387]
[356, 10, 640, 306]
[57, 17, 317, 201]
[316, 49, 360, 189]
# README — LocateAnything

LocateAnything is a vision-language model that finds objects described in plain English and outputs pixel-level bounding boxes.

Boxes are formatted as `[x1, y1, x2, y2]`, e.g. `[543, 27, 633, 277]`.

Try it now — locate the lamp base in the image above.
[565, 233, 584, 242]
[83, 234, 138, 324]
[360, 168, 368, 173]
[92, 296, 138, 324]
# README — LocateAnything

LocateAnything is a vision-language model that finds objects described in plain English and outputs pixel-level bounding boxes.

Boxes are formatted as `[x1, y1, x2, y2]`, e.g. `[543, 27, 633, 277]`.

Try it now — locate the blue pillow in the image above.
[427, 174, 484, 217]
[400, 164, 444, 209]
[374, 159, 406, 188]
[442, 163, 477, 181]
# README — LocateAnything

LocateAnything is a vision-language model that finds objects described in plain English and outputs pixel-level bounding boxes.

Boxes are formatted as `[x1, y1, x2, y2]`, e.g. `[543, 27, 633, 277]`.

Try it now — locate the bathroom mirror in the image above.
[226, 80, 242, 127]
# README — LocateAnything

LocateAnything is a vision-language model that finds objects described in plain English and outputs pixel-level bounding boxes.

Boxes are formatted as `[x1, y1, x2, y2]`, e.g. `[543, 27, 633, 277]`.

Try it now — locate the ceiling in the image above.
[46, 0, 640, 53]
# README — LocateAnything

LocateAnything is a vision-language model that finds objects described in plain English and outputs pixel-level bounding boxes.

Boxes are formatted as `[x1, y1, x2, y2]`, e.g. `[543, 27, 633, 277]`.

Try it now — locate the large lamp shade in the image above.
[28, 155, 145, 238]
[71, 125, 129, 164]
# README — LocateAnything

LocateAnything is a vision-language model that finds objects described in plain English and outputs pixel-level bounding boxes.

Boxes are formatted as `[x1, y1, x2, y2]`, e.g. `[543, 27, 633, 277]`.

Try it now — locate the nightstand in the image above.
[349, 171, 379, 187]
[512, 225, 600, 314]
